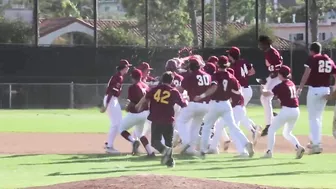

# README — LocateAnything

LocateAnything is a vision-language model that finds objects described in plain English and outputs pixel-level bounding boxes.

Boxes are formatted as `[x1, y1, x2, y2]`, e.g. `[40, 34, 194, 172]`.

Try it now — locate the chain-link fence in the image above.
[0, 83, 331, 109]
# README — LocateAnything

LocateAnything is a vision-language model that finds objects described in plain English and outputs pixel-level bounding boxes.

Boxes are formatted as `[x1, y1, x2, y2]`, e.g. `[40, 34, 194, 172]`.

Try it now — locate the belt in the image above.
[243, 86, 249, 88]
[192, 101, 209, 104]
[214, 100, 229, 103]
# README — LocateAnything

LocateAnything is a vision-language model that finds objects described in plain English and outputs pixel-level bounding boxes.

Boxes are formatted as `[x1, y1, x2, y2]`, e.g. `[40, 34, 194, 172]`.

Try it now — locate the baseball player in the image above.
[257, 35, 283, 137]
[207, 56, 219, 64]
[261, 65, 305, 159]
[138, 62, 159, 87]
[101, 59, 132, 154]
[194, 56, 254, 159]
[175, 57, 212, 155]
[297, 42, 336, 154]
[119, 69, 154, 157]
[136, 71, 187, 168]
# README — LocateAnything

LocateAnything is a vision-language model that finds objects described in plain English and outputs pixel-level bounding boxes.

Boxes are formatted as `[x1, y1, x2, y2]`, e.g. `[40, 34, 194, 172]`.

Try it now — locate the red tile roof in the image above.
[38, 17, 302, 49]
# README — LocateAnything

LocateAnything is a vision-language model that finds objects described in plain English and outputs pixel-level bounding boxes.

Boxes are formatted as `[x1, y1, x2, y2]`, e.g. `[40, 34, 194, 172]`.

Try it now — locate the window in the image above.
[319, 32, 326, 41]
[289, 33, 304, 41]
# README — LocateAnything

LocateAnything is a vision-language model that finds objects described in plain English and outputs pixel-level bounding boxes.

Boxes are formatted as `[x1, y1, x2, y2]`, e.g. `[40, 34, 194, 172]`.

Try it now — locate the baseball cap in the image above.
[217, 55, 230, 67]
[119, 59, 132, 67]
[227, 68, 235, 75]
[189, 57, 201, 66]
[207, 56, 219, 64]
[131, 69, 142, 80]
[279, 65, 291, 78]
[137, 62, 153, 70]
[226, 46, 240, 58]
[203, 62, 216, 75]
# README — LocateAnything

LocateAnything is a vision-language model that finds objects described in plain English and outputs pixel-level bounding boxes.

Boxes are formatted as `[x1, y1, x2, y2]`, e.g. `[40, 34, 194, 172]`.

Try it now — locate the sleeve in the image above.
[272, 85, 280, 96]
[211, 74, 218, 85]
[181, 76, 188, 89]
[231, 78, 240, 91]
[127, 86, 133, 101]
[174, 90, 187, 108]
[145, 88, 154, 100]
[331, 60, 336, 74]
[268, 51, 282, 71]
[304, 56, 314, 68]
[105, 75, 122, 106]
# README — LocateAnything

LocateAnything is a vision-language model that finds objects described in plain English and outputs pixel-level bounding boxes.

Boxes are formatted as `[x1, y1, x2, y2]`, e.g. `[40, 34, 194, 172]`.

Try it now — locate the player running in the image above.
[101, 59, 131, 154]
[119, 69, 154, 157]
[138, 62, 159, 87]
[136, 71, 187, 168]
[257, 35, 283, 137]
[262, 65, 305, 159]
[297, 42, 336, 154]
[194, 56, 254, 159]
[175, 57, 212, 155]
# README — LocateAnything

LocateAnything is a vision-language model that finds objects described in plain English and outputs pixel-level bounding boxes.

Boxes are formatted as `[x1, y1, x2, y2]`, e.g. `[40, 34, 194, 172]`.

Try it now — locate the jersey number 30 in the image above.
[154, 89, 171, 104]
[197, 75, 210, 86]
[318, 60, 332, 73]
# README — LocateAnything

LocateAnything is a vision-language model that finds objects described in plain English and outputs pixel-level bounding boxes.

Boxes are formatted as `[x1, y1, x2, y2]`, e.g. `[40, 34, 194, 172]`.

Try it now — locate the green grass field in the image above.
[1, 106, 336, 189]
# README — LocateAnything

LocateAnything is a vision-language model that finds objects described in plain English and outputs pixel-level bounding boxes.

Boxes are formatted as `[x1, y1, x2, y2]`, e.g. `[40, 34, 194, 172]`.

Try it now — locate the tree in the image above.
[309, 0, 336, 42]
[0, 18, 33, 44]
[121, 0, 194, 47]
[187, 0, 198, 46]
[39, 0, 80, 18]
[99, 28, 145, 46]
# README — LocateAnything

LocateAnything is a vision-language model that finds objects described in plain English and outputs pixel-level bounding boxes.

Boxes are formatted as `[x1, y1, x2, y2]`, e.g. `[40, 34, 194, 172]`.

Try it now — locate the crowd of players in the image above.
[99, 35, 336, 168]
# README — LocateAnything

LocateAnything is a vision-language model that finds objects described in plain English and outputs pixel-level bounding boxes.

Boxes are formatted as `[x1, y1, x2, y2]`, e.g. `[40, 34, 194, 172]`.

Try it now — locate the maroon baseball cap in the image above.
[226, 46, 241, 58]
[227, 68, 235, 75]
[203, 62, 216, 75]
[119, 59, 132, 67]
[279, 65, 291, 78]
[137, 62, 153, 70]
[217, 55, 230, 67]
[207, 56, 219, 64]
[131, 69, 142, 79]
[189, 57, 201, 66]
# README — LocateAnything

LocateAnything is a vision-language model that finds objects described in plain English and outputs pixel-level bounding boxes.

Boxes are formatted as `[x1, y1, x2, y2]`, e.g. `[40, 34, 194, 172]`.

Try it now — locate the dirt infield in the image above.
[0, 132, 336, 154]
[1, 133, 335, 189]
[28, 175, 287, 189]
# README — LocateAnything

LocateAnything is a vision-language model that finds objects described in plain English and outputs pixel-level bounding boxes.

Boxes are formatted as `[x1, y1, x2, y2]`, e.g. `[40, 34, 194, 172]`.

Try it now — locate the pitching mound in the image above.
[28, 174, 286, 189]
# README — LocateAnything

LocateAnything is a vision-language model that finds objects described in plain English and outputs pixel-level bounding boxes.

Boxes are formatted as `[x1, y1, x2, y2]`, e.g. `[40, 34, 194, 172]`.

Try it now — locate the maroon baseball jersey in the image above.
[127, 81, 149, 113]
[105, 72, 123, 105]
[231, 93, 244, 107]
[172, 72, 184, 87]
[265, 46, 283, 74]
[272, 79, 299, 108]
[181, 70, 211, 103]
[304, 54, 336, 87]
[146, 84, 187, 124]
[211, 70, 240, 101]
[230, 59, 252, 87]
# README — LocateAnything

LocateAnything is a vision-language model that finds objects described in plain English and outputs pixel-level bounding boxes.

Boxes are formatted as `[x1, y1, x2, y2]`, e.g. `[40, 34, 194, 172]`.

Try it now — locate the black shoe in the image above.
[166, 158, 175, 168]
[199, 151, 206, 160]
[273, 112, 278, 117]
[256, 78, 267, 85]
[161, 147, 173, 165]
[261, 125, 270, 137]
[132, 140, 140, 155]
[147, 152, 156, 158]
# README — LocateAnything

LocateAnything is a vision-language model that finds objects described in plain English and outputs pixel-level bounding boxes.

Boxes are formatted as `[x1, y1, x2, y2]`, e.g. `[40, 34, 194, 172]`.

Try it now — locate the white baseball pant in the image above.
[119, 111, 149, 137]
[242, 86, 253, 106]
[104, 96, 122, 149]
[260, 76, 281, 125]
[267, 106, 302, 152]
[307, 86, 330, 145]
[201, 100, 250, 153]
[176, 101, 208, 150]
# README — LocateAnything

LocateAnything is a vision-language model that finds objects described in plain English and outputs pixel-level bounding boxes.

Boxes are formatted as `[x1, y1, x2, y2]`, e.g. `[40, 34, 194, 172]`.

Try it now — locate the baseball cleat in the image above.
[147, 152, 156, 158]
[184, 149, 199, 156]
[132, 140, 141, 155]
[234, 152, 249, 158]
[295, 146, 305, 159]
[273, 112, 278, 117]
[260, 125, 270, 137]
[166, 158, 175, 168]
[161, 147, 173, 165]
[199, 151, 206, 160]
[306, 141, 313, 149]
[223, 140, 231, 151]
[245, 142, 255, 157]
[262, 150, 273, 158]
[104, 142, 120, 154]
[308, 145, 323, 155]
[207, 147, 220, 154]
[179, 144, 190, 154]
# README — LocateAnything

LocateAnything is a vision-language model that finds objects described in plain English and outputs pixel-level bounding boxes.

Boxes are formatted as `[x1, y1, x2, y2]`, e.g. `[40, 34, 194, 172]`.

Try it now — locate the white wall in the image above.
[3, 9, 33, 23]
[39, 22, 94, 45]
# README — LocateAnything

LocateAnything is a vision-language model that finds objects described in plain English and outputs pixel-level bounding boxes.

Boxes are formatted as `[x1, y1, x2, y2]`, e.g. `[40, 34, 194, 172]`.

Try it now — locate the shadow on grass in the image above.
[175, 162, 304, 172]
[0, 154, 42, 159]
[46, 166, 163, 176]
[208, 170, 336, 179]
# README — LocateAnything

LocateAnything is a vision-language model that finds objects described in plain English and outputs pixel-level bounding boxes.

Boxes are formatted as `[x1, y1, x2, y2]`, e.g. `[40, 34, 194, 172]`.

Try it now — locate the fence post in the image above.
[70, 82, 74, 109]
[9, 84, 12, 109]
